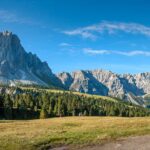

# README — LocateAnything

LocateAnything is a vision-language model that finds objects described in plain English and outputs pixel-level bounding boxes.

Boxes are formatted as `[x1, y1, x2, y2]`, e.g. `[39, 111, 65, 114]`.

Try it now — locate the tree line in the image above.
[0, 88, 149, 119]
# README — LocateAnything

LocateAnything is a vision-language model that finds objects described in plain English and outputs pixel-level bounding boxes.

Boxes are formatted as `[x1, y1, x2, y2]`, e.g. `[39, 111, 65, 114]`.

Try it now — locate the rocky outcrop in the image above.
[70, 70, 108, 95]
[133, 73, 150, 94]
[0, 31, 62, 87]
[57, 70, 150, 105]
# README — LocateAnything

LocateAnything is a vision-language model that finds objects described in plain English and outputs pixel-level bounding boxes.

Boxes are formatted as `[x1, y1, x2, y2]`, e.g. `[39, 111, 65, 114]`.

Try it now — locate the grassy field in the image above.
[0, 117, 150, 150]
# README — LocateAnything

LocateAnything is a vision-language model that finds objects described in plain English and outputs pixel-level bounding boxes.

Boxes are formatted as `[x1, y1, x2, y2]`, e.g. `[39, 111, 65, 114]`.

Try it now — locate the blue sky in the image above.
[0, 0, 150, 74]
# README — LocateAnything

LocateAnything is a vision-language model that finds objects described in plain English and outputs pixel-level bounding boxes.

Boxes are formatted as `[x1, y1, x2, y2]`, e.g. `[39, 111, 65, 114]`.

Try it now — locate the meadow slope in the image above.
[0, 117, 150, 150]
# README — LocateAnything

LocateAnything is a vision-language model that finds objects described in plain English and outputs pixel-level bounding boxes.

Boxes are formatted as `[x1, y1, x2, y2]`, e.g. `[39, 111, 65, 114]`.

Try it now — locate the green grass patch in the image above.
[0, 117, 150, 150]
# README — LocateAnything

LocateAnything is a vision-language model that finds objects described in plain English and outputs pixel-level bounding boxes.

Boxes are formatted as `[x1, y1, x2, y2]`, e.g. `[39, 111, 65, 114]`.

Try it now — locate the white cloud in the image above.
[59, 42, 72, 47]
[114, 50, 150, 56]
[63, 21, 150, 39]
[63, 29, 97, 40]
[84, 48, 150, 56]
[84, 48, 110, 55]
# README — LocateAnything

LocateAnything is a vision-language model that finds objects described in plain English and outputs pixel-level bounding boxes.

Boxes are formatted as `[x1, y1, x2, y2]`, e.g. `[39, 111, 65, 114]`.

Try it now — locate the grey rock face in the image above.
[134, 73, 150, 94]
[57, 69, 150, 105]
[0, 31, 62, 87]
[58, 70, 110, 96]
[58, 72, 73, 89]
[70, 70, 108, 95]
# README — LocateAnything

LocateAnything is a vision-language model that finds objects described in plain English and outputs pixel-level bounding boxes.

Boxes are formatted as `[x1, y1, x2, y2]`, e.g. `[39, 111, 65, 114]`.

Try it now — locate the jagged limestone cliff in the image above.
[0, 31, 62, 87]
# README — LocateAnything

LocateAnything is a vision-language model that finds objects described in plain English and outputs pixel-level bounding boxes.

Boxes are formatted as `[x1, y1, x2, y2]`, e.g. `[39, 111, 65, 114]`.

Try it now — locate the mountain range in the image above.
[0, 31, 150, 106]
[57, 70, 150, 106]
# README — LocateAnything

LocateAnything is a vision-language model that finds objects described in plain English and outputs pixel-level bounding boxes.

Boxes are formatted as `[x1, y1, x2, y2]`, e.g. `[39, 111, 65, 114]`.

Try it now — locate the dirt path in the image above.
[51, 135, 150, 150]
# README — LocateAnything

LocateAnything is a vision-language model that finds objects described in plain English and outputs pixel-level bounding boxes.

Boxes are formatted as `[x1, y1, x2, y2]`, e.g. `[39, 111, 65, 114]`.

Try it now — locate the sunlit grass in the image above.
[20, 87, 120, 103]
[0, 117, 150, 150]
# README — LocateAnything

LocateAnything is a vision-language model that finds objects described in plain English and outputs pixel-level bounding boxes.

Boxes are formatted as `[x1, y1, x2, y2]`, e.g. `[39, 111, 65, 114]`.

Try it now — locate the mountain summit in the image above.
[0, 31, 62, 87]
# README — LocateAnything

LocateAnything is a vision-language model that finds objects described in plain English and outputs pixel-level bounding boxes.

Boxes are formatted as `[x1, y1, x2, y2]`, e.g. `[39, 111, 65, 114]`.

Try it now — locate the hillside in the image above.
[0, 86, 149, 120]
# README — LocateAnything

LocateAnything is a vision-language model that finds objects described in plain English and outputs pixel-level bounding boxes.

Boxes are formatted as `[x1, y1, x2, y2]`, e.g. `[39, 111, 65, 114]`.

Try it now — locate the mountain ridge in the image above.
[0, 31, 63, 88]
[57, 70, 150, 106]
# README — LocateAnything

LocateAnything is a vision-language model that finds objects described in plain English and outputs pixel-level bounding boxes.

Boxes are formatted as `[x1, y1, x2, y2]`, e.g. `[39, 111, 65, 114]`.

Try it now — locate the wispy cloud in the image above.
[0, 10, 40, 26]
[63, 29, 97, 40]
[84, 49, 110, 55]
[63, 21, 150, 39]
[84, 48, 150, 56]
[59, 42, 72, 47]
[113, 50, 150, 56]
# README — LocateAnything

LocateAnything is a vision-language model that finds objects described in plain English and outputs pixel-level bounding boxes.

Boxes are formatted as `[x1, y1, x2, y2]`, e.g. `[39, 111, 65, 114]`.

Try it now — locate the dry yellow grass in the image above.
[0, 117, 150, 150]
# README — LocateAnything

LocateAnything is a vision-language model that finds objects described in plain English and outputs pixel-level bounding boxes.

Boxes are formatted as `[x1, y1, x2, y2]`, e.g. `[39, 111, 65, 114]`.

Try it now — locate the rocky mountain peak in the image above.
[1, 30, 12, 36]
[0, 31, 62, 87]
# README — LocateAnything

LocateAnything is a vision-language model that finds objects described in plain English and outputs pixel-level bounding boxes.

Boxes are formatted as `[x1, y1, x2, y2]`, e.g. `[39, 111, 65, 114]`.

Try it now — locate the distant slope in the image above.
[0, 86, 149, 120]
[2, 85, 148, 110]
[21, 86, 119, 102]
[18, 86, 150, 109]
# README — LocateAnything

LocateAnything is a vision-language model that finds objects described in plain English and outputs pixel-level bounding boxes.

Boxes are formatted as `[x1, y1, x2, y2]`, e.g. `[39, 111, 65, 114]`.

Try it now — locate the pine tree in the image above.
[4, 95, 13, 119]
[40, 107, 48, 119]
